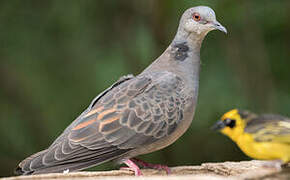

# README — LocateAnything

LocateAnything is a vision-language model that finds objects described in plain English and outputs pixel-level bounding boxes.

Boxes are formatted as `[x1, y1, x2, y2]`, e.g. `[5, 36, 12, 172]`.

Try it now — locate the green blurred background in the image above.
[0, 0, 289, 177]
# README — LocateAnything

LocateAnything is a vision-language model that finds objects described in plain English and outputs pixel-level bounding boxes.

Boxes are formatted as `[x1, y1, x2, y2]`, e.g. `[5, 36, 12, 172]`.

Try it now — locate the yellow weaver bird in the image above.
[212, 109, 290, 164]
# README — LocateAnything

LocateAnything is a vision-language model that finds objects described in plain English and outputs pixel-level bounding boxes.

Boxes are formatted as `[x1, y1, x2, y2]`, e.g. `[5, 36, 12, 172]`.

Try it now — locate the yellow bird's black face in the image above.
[212, 109, 247, 142]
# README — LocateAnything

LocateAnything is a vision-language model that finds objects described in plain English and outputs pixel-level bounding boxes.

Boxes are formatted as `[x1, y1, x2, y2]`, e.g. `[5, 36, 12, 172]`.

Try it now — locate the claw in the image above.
[122, 158, 171, 176]
[131, 158, 171, 174]
[123, 159, 142, 176]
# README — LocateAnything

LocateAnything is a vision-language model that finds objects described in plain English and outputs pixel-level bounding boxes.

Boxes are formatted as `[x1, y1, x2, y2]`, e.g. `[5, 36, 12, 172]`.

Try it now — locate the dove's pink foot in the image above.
[132, 158, 171, 174]
[123, 159, 142, 176]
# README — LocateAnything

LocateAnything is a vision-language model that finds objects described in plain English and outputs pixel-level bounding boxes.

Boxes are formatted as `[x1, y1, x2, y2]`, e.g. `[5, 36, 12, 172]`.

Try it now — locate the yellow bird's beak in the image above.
[211, 120, 226, 131]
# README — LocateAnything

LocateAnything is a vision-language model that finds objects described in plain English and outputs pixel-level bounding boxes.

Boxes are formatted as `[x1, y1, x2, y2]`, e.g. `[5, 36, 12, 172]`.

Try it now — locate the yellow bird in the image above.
[212, 109, 290, 164]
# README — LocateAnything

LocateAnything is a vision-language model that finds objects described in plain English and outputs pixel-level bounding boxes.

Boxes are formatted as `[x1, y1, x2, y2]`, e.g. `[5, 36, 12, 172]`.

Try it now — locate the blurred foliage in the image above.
[0, 0, 290, 177]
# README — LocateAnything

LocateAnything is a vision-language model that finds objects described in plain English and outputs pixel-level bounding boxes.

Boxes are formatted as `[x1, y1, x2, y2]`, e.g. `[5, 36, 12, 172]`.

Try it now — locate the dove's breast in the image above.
[120, 73, 197, 159]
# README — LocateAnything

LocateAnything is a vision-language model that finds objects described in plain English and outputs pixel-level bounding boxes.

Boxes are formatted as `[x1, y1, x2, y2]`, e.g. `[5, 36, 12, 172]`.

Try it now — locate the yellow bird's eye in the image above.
[224, 118, 236, 128]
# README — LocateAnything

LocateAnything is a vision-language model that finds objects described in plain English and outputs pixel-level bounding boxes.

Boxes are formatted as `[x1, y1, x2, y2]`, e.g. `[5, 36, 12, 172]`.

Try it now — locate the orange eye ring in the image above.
[192, 13, 201, 22]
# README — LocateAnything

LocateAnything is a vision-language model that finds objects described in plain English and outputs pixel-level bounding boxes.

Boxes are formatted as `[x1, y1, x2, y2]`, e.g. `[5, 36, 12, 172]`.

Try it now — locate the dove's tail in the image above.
[15, 147, 130, 175]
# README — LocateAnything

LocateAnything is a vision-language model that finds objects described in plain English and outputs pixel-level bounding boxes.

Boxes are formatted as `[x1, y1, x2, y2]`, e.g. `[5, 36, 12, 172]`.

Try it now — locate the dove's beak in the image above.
[212, 21, 227, 34]
[211, 120, 226, 131]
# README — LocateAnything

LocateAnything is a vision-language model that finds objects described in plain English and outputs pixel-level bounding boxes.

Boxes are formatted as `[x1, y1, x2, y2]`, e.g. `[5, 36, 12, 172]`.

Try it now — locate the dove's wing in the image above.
[17, 71, 186, 174]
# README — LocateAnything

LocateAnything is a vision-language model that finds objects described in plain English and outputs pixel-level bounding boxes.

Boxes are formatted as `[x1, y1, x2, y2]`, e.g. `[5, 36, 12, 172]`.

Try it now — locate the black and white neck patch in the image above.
[171, 42, 189, 61]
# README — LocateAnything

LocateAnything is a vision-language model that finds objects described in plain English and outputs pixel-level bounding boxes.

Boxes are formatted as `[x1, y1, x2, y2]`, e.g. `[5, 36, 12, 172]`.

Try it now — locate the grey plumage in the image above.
[240, 110, 290, 142]
[16, 6, 226, 175]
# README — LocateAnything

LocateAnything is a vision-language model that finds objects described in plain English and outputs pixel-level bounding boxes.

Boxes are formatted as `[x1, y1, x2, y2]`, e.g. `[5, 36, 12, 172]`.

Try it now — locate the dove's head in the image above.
[178, 6, 227, 37]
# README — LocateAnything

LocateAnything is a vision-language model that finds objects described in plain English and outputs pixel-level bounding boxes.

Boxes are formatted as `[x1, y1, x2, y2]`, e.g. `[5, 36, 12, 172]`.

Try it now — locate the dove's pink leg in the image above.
[123, 159, 142, 176]
[132, 158, 171, 174]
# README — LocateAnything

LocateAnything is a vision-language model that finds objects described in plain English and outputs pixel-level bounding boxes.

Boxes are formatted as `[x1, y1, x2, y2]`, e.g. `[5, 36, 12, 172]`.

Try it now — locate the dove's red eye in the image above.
[192, 13, 201, 21]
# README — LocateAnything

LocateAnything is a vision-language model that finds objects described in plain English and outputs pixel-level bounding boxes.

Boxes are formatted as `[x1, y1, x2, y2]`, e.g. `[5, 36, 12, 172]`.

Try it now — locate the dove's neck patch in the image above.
[171, 42, 189, 61]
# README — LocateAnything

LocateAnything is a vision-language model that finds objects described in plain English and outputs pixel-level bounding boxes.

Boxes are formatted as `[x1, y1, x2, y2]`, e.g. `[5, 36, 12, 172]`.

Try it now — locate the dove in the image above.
[16, 6, 227, 176]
